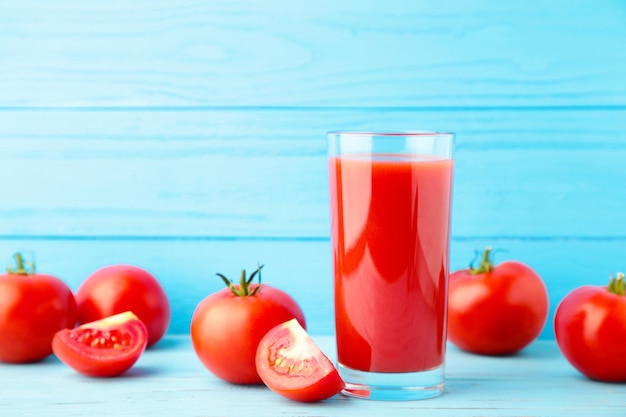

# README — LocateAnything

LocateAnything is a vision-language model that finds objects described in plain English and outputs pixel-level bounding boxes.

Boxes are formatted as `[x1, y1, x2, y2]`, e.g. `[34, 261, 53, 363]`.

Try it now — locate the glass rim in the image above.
[327, 131, 454, 137]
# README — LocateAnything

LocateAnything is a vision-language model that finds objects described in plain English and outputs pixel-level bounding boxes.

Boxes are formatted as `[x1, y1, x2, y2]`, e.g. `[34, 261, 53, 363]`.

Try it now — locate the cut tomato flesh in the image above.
[256, 319, 345, 402]
[52, 311, 148, 377]
[265, 321, 326, 380]
[70, 328, 133, 350]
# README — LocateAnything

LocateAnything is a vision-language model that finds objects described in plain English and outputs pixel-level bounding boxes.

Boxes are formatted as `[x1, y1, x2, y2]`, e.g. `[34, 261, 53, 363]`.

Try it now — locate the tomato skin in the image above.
[447, 254, 549, 355]
[256, 319, 344, 402]
[76, 265, 170, 347]
[52, 311, 148, 377]
[0, 270, 77, 363]
[554, 285, 626, 382]
[191, 283, 306, 385]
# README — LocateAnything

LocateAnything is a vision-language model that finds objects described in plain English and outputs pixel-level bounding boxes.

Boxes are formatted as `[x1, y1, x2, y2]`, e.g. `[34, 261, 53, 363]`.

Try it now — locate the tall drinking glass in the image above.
[327, 132, 454, 401]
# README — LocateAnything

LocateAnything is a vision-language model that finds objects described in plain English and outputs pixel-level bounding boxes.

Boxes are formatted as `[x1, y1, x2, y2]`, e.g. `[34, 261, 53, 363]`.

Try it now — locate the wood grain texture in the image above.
[0, 1, 625, 107]
[0, 2, 624, 414]
[1, 109, 625, 239]
[1, 336, 624, 416]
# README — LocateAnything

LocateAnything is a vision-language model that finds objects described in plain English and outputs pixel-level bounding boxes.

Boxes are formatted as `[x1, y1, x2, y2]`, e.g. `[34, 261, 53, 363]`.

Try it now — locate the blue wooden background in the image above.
[1, 1, 625, 339]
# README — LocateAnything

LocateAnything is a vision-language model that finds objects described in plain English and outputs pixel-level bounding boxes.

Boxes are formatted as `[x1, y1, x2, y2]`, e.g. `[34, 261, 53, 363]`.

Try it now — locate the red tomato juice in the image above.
[329, 154, 453, 373]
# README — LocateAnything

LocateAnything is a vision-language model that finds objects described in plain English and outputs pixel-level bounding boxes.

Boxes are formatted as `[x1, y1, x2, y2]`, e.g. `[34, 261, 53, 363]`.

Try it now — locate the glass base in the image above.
[338, 363, 445, 401]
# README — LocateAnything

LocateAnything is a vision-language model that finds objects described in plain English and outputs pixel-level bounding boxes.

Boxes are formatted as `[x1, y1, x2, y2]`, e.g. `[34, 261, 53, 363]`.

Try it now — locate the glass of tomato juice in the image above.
[327, 131, 454, 401]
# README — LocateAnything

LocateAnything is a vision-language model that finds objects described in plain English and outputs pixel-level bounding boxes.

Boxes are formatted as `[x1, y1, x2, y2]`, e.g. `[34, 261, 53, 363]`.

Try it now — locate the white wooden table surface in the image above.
[2, 335, 624, 417]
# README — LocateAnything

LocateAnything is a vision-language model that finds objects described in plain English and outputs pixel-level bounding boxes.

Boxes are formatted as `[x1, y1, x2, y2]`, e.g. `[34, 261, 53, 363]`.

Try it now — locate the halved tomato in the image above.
[52, 311, 148, 377]
[255, 319, 344, 402]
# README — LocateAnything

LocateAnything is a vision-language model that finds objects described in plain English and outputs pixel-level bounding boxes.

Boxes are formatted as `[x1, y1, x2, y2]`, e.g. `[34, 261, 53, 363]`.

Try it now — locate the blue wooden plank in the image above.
[0, 337, 624, 416]
[0, 109, 624, 239]
[0, 1, 624, 107]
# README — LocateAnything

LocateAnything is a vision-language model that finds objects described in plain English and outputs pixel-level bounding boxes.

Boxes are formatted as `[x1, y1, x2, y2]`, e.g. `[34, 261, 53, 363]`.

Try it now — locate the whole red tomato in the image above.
[0, 253, 77, 363]
[554, 273, 626, 382]
[447, 248, 549, 355]
[75, 265, 170, 347]
[53, 311, 148, 377]
[191, 265, 306, 385]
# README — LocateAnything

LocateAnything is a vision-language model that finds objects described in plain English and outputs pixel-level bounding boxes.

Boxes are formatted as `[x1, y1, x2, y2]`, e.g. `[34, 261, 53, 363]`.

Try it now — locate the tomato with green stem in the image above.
[256, 319, 344, 402]
[52, 311, 148, 377]
[190, 265, 306, 384]
[554, 273, 626, 382]
[447, 248, 549, 355]
[0, 253, 77, 363]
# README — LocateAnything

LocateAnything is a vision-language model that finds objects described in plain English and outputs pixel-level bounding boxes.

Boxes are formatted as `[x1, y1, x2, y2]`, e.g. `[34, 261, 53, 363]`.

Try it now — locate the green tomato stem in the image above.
[6, 252, 36, 275]
[217, 264, 264, 297]
[239, 270, 249, 296]
[608, 272, 625, 296]
[469, 247, 494, 275]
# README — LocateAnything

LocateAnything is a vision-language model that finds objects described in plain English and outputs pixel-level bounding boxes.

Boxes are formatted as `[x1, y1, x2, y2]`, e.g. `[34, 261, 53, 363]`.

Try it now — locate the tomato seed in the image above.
[78, 332, 91, 343]
[71, 328, 133, 350]
[272, 356, 319, 377]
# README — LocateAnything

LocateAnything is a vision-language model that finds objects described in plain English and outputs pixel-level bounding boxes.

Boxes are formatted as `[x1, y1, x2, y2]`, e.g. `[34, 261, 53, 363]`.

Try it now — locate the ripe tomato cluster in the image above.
[190, 265, 344, 402]
[0, 253, 170, 378]
[447, 247, 626, 382]
[6, 248, 626, 402]
[0, 252, 343, 402]
[6, 245, 622, 401]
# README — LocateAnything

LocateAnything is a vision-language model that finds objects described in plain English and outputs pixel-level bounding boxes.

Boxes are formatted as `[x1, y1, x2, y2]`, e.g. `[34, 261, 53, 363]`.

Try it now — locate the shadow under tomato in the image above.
[118, 365, 161, 378]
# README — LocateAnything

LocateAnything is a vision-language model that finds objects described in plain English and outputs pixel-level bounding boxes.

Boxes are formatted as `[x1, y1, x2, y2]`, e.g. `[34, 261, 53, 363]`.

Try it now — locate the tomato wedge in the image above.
[52, 311, 148, 377]
[255, 319, 344, 402]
